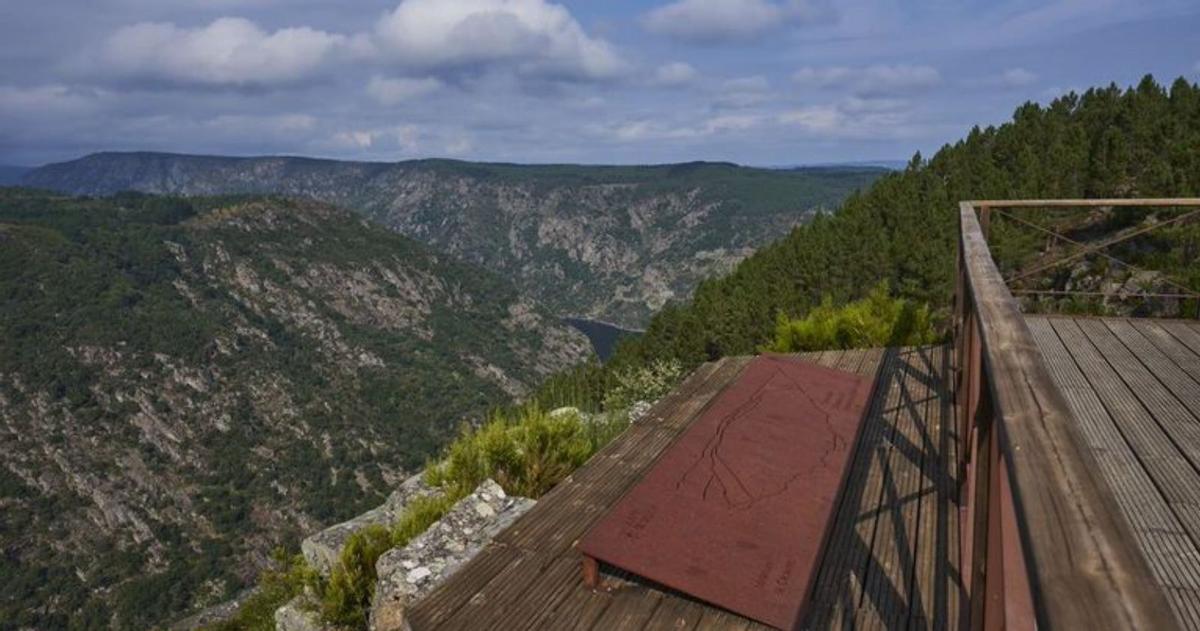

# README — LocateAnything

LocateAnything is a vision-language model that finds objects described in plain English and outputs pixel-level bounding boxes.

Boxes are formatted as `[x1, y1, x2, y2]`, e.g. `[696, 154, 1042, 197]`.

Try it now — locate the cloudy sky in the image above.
[1, 0, 1198, 166]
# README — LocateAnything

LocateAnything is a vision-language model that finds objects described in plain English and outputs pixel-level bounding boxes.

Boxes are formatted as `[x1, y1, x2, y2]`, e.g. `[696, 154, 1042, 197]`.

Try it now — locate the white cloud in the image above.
[366, 76, 443, 105]
[372, 0, 622, 81]
[652, 62, 698, 86]
[778, 97, 917, 139]
[99, 17, 346, 87]
[330, 125, 423, 153]
[793, 64, 941, 96]
[600, 112, 764, 143]
[641, 0, 826, 44]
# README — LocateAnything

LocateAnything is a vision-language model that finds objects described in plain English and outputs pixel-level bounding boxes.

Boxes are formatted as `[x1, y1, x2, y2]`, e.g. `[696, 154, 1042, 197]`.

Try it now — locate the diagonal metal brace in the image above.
[998, 207, 1200, 298]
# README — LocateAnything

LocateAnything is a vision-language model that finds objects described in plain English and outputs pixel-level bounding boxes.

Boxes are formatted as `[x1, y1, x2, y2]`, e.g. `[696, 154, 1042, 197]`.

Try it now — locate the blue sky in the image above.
[0, 0, 1198, 166]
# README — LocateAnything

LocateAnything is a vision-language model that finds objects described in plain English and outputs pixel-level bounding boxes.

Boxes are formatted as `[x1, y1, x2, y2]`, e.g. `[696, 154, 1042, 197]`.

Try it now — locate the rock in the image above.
[169, 587, 257, 630]
[549, 406, 580, 419]
[370, 479, 535, 631]
[302, 473, 438, 576]
[274, 596, 324, 631]
[628, 400, 652, 422]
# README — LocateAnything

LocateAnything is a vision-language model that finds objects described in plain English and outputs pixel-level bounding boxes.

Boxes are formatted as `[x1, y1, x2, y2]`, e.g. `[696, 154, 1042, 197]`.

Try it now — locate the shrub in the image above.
[601, 359, 682, 412]
[425, 406, 601, 499]
[764, 283, 939, 352]
[391, 493, 456, 548]
[203, 551, 317, 631]
[319, 525, 394, 628]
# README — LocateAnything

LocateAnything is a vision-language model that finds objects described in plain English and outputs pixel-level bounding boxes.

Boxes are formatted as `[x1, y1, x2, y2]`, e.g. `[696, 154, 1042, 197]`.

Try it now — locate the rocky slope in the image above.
[0, 188, 589, 630]
[22, 154, 884, 327]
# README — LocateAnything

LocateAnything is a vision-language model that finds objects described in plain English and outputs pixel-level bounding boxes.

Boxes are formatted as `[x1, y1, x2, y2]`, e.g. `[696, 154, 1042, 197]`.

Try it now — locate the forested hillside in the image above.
[608, 76, 1200, 371]
[0, 190, 588, 629]
[21, 157, 883, 327]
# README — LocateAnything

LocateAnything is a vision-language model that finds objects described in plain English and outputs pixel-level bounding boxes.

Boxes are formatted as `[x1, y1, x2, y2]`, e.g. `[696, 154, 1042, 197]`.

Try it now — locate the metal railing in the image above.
[954, 200, 1180, 630]
[977, 198, 1200, 318]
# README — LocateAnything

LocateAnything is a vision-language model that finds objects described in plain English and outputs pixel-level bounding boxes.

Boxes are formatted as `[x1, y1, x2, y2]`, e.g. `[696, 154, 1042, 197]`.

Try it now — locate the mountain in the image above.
[21, 155, 884, 328]
[0, 165, 31, 185]
[610, 76, 1200, 370]
[0, 188, 589, 629]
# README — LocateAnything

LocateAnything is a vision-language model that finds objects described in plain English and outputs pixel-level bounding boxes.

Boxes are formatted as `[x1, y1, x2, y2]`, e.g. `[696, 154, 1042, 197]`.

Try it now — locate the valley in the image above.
[0, 189, 589, 629]
[21, 155, 884, 328]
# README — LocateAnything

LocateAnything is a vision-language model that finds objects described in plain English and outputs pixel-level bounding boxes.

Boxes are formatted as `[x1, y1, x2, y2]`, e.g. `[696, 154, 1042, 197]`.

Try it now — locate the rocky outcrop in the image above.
[0, 190, 589, 629]
[275, 597, 323, 631]
[301, 474, 438, 576]
[370, 480, 535, 631]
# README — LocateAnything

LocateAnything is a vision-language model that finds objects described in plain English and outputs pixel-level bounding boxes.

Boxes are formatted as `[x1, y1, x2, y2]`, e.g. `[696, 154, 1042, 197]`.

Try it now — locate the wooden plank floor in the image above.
[406, 346, 963, 631]
[1027, 316, 1200, 630]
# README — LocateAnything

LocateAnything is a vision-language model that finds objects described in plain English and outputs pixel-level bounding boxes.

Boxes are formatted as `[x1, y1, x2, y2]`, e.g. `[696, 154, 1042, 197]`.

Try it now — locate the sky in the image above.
[0, 0, 1198, 167]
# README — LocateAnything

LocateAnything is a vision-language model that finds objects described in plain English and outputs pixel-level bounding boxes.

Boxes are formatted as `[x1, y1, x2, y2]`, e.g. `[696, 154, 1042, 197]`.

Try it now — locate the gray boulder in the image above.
[274, 596, 324, 631]
[301, 473, 438, 576]
[370, 479, 535, 631]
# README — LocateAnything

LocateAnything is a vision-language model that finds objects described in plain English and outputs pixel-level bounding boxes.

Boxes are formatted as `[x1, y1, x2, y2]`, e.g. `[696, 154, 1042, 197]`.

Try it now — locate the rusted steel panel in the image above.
[578, 355, 873, 630]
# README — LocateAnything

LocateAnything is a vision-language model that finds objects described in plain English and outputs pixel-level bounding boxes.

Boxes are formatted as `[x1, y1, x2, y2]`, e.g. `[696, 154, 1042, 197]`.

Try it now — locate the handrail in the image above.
[955, 201, 1177, 630]
[967, 198, 1200, 208]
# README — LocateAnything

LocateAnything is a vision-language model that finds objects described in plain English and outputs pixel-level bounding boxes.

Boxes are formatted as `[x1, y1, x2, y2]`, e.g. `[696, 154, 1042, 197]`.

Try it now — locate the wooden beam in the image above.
[581, 555, 599, 588]
[958, 202, 1177, 630]
[966, 198, 1200, 208]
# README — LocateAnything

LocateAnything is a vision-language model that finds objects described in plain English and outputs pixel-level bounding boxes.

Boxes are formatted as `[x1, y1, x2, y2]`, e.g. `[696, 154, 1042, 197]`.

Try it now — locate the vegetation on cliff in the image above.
[0, 190, 589, 629]
[607, 76, 1200, 372]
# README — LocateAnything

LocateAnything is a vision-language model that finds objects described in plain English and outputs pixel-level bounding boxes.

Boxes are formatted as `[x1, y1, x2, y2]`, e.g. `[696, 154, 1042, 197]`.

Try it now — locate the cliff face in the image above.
[0, 190, 589, 629]
[22, 154, 884, 327]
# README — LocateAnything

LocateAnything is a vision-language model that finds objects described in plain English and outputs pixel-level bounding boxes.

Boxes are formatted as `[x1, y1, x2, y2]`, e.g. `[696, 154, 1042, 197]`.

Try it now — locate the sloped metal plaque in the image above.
[578, 355, 873, 630]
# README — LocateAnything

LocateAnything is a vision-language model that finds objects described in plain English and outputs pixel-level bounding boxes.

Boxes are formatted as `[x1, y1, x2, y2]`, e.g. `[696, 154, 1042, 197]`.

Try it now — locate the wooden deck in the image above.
[406, 345, 965, 630]
[1026, 315, 1200, 630]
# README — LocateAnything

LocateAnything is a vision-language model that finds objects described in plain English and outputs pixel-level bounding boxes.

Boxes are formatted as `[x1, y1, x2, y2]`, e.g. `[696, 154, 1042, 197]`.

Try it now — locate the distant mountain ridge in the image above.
[0, 189, 589, 629]
[22, 152, 884, 327]
[0, 164, 31, 185]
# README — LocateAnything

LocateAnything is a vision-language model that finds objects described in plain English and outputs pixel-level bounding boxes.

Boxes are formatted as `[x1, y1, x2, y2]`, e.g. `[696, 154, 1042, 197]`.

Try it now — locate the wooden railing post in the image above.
[967, 385, 994, 630]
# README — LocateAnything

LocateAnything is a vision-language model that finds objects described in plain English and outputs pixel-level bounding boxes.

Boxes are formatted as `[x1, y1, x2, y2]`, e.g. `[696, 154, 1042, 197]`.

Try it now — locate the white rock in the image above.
[369, 479, 536, 631]
[406, 567, 432, 583]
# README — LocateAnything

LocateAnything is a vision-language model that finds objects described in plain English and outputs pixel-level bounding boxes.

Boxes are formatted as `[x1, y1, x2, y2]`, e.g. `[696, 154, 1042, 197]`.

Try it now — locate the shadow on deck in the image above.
[406, 345, 964, 630]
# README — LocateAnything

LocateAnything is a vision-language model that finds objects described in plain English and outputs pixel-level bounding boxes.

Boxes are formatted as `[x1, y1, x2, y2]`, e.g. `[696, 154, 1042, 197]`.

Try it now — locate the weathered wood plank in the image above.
[1075, 319, 1200, 478]
[586, 585, 663, 631]
[859, 347, 936, 628]
[1028, 317, 1200, 630]
[959, 201, 1175, 630]
[1157, 321, 1200, 370]
[638, 593, 706, 631]
[1135, 320, 1200, 388]
[803, 347, 900, 628]
[1106, 319, 1200, 425]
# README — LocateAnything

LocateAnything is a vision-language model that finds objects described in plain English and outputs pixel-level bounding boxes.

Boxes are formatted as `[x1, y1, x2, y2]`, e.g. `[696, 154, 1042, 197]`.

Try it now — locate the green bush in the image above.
[319, 525, 394, 628]
[425, 406, 603, 499]
[203, 551, 317, 631]
[391, 493, 456, 548]
[763, 283, 939, 352]
[601, 359, 682, 412]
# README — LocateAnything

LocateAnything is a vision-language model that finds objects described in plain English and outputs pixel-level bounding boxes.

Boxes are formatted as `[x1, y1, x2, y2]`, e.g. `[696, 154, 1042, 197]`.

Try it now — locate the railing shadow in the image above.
[803, 345, 966, 630]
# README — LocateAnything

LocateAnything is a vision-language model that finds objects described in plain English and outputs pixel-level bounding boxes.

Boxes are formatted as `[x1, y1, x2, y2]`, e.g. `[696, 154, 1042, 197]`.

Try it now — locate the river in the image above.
[563, 318, 644, 363]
